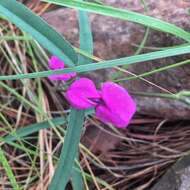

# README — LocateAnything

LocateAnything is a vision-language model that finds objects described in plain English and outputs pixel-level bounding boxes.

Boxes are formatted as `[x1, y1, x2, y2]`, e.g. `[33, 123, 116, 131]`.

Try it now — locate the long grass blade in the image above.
[3, 117, 65, 143]
[69, 3, 93, 188]
[42, 0, 190, 42]
[0, 0, 77, 66]
[115, 59, 190, 81]
[78, 0, 93, 65]
[71, 155, 84, 190]
[0, 147, 21, 190]
[49, 108, 85, 190]
[1, 45, 190, 80]
[72, 168, 84, 190]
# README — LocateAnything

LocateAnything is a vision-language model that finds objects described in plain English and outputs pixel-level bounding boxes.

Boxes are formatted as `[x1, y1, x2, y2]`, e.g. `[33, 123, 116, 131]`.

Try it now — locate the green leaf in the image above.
[115, 59, 190, 82]
[78, 0, 93, 65]
[1, 44, 190, 80]
[71, 144, 84, 190]
[71, 152, 84, 190]
[0, 147, 21, 190]
[0, 0, 77, 66]
[49, 108, 85, 190]
[3, 117, 66, 143]
[42, 0, 190, 42]
[72, 166, 84, 190]
[69, 5, 92, 188]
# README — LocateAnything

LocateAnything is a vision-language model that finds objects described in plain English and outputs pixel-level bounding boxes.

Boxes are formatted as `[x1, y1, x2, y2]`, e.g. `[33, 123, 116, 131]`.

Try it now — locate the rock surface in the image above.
[43, 0, 190, 119]
[151, 155, 190, 190]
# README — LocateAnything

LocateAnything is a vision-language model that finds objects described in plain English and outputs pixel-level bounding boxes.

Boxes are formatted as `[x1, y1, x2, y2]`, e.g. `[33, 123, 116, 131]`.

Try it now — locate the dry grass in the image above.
[0, 1, 190, 190]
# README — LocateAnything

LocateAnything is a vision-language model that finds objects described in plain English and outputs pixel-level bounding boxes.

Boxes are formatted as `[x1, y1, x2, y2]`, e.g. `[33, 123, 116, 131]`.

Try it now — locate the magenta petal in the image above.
[48, 56, 76, 81]
[49, 56, 65, 70]
[96, 82, 136, 128]
[66, 78, 101, 109]
[49, 73, 76, 81]
[96, 105, 126, 127]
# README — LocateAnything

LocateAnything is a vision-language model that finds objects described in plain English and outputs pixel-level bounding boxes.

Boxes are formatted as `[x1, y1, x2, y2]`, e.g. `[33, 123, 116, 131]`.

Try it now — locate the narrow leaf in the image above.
[42, 0, 190, 42]
[49, 108, 85, 190]
[1, 44, 190, 80]
[71, 153, 84, 190]
[115, 59, 190, 81]
[0, 147, 21, 190]
[69, 5, 93, 188]
[0, 0, 77, 66]
[4, 117, 65, 142]
[71, 146, 84, 190]
[78, 0, 93, 65]
[72, 167, 84, 190]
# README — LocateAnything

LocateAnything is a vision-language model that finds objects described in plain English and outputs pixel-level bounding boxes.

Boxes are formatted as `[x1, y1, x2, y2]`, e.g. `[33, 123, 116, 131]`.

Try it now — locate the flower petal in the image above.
[48, 73, 76, 81]
[49, 55, 65, 70]
[96, 104, 128, 128]
[66, 78, 101, 109]
[96, 82, 136, 128]
[48, 56, 76, 81]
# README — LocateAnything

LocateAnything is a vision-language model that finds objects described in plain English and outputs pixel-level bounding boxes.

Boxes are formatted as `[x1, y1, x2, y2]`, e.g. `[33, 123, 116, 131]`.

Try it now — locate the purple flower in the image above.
[48, 56, 76, 81]
[66, 78, 136, 128]
[65, 78, 101, 109]
[95, 82, 136, 128]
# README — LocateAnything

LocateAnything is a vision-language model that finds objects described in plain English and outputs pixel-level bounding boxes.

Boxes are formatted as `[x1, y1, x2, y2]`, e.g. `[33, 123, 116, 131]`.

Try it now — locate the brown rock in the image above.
[151, 155, 190, 190]
[43, 0, 190, 119]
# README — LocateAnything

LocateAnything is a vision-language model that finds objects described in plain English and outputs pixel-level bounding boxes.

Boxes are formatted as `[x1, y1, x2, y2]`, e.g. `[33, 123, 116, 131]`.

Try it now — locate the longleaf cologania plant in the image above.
[0, 0, 190, 189]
